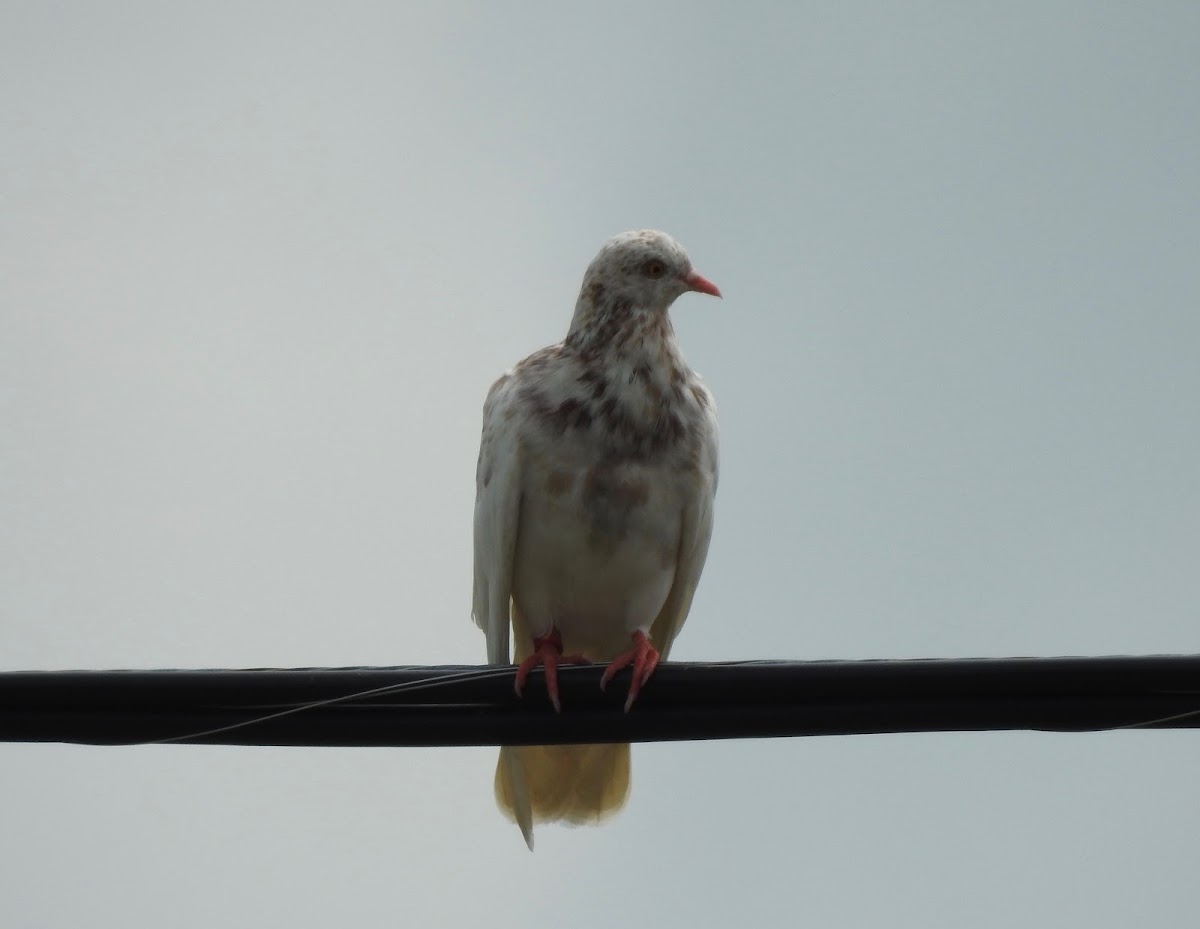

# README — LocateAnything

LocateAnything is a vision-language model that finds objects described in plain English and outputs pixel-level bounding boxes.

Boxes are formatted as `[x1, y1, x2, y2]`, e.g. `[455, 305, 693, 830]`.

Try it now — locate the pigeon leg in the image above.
[513, 627, 589, 713]
[600, 630, 661, 712]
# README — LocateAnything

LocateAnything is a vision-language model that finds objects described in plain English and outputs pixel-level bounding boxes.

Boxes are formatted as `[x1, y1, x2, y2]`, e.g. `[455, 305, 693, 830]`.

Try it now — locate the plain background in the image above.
[2, 3, 1197, 926]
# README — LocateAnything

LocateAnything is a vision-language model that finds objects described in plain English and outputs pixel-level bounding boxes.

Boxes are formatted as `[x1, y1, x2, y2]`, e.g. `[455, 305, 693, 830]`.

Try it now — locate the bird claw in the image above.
[600, 630, 661, 712]
[513, 628, 589, 712]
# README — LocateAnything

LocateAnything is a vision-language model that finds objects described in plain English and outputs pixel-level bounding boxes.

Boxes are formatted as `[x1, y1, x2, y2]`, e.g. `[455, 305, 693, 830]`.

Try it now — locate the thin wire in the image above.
[142, 676, 1200, 742]
[141, 665, 520, 746]
[1101, 705, 1200, 731]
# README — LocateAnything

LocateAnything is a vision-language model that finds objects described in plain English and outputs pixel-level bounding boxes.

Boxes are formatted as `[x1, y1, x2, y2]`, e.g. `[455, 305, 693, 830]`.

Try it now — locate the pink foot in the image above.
[513, 628, 589, 713]
[600, 630, 661, 712]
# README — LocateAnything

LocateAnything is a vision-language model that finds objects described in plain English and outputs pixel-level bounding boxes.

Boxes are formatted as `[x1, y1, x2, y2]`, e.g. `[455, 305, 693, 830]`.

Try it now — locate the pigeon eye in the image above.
[643, 259, 667, 279]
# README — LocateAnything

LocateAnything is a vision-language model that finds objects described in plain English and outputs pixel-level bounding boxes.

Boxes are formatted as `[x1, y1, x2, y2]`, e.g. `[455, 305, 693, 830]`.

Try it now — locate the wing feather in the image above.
[650, 393, 719, 658]
[471, 375, 522, 665]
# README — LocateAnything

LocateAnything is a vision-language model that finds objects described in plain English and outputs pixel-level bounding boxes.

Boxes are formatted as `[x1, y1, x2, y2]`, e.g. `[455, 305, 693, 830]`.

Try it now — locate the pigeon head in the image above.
[569, 230, 720, 338]
[584, 230, 720, 309]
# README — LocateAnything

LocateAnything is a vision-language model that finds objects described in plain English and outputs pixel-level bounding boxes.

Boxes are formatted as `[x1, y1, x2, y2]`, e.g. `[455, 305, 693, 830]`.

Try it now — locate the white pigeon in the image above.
[471, 229, 720, 849]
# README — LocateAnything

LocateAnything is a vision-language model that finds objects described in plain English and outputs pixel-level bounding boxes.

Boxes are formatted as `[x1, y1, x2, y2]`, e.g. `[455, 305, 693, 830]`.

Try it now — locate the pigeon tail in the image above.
[494, 743, 632, 851]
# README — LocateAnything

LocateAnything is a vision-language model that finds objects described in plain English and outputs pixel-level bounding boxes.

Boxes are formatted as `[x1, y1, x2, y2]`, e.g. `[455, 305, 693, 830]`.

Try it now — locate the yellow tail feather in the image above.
[495, 742, 631, 850]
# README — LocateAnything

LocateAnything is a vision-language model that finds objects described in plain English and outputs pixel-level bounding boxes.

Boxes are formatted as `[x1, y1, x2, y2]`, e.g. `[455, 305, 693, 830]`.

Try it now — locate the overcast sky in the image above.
[2, 3, 1198, 926]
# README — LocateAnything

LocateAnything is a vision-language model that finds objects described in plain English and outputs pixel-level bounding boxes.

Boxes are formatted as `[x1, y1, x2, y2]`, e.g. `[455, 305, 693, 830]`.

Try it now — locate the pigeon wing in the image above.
[650, 384, 719, 659]
[471, 373, 523, 666]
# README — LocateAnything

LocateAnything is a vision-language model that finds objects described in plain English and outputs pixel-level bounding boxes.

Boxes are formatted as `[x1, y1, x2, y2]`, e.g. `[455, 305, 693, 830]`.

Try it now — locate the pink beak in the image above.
[683, 269, 722, 298]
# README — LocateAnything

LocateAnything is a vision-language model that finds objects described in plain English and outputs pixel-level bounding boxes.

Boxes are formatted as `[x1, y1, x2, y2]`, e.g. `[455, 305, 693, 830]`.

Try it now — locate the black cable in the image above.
[2, 655, 1198, 747]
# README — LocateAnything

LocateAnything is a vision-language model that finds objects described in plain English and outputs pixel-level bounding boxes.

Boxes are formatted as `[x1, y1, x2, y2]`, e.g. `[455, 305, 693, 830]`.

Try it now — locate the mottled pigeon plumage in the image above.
[471, 230, 720, 848]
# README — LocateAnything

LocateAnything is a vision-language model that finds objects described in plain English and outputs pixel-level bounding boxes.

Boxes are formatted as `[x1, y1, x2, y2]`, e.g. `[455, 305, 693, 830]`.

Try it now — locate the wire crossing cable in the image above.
[2, 656, 1199, 747]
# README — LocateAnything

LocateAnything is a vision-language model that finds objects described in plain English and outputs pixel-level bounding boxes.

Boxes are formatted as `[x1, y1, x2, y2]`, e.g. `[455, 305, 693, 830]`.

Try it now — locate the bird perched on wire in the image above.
[471, 229, 721, 848]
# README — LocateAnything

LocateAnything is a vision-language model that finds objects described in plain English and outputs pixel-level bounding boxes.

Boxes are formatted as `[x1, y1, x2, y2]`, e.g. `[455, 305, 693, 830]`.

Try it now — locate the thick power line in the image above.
[2, 655, 1198, 747]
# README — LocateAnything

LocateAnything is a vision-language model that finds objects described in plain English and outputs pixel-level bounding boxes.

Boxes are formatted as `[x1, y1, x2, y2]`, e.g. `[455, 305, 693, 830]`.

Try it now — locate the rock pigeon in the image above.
[471, 229, 720, 848]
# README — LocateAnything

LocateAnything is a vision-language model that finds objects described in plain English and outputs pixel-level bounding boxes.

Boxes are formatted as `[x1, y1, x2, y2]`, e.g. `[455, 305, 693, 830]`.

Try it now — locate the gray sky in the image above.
[2, 2, 1198, 925]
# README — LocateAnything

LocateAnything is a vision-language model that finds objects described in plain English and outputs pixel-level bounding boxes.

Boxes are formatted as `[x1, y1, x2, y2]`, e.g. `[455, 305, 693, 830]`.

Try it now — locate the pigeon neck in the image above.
[566, 294, 681, 366]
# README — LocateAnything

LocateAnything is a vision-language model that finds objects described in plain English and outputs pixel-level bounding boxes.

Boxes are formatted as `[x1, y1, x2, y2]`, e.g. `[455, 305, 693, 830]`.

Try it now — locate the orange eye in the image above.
[644, 259, 666, 279]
